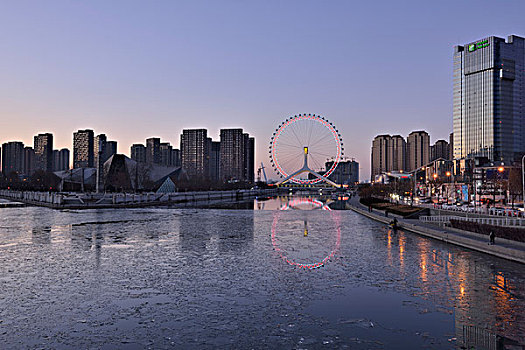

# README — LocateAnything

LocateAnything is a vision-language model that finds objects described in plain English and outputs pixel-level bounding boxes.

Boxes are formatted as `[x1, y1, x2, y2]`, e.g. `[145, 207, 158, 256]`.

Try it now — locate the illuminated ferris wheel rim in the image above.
[269, 113, 344, 184]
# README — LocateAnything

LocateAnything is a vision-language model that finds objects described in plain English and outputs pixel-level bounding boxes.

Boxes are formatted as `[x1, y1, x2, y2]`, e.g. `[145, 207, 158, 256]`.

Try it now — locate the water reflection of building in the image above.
[376, 228, 524, 346]
[178, 212, 254, 256]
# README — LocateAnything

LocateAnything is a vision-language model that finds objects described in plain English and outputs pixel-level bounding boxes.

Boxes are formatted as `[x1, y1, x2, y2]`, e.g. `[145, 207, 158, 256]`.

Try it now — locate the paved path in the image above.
[347, 197, 525, 264]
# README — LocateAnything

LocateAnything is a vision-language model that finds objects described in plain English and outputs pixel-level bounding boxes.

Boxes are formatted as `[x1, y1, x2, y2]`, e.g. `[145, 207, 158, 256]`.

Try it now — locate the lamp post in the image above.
[446, 171, 451, 204]
[497, 166, 505, 206]
[432, 173, 438, 202]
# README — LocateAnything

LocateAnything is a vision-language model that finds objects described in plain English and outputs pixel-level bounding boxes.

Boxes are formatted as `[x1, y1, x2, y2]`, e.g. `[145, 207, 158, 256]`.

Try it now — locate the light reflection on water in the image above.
[0, 195, 523, 349]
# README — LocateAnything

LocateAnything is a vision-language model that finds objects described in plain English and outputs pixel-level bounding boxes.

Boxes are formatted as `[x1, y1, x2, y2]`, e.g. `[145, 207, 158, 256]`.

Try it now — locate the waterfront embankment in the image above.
[348, 197, 525, 264]
[0, 188, 280, 209]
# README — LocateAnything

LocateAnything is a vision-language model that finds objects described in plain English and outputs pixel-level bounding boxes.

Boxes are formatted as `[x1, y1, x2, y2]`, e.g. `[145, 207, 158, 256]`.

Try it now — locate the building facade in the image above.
[53, 148, 70, 171]
[180, 129, 209, 178]
[209, 141, 220, 182]
[73, 129, 94, 168]
[219, 129, 245, 181]
[406, 131, 430, 171]
[326, 159, 359, 184]
[453, 35, 525, 162]
[1, 142, 25, 175]
[371, 135, 390, 180]
[431, 140, 450, 161]
[146, 137, 161, 165]
[34, 133, 53, 172]
[24, 147, 35, 176]
[389, 135, 406, 172]
[131, 144, 146, 163]
[244, 134, 255, 183]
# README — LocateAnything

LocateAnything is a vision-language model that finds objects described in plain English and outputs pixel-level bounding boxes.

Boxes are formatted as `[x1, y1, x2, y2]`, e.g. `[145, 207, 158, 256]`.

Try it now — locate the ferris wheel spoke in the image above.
[309, 135, 335, 149]
[289, 122, 305, 147]
[276, 141, 303, 149]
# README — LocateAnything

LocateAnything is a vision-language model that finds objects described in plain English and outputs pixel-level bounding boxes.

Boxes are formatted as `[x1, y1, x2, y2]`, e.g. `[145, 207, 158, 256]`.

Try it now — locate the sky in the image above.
[1, 0, 524, 181]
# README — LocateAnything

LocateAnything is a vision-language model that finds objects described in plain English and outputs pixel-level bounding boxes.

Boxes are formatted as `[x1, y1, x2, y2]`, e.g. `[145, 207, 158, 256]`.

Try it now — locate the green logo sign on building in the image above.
[468, 40, 489, 52]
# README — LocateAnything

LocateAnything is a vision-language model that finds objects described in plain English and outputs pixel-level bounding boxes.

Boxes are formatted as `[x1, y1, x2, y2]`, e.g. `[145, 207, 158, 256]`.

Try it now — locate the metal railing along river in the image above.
[420, 215, 525, 228]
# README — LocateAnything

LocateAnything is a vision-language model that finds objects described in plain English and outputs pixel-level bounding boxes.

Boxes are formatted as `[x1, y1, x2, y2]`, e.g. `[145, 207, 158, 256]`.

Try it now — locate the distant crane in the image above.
[257, 162, 268, 183]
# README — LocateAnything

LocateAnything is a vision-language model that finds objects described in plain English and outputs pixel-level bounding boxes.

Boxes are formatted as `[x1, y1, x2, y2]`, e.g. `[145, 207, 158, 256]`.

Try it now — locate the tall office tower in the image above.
[105, 141, 117, 161]
[449, 133, 454, 160]
[159, 142, 173, 166]
[371, 134, 391, 180]
[73, 129, 94, 168]
[131, 144, 146, 163]
[406, 131, 430, 171]
[453, 35, 525, 162]
[209, 141, 221, 182]
[1, 141, 25, 175]
[431, 140, 450, 161]
[243, 134, 255, 183]
[171, 149, 181, 167]
[33, 133, 53, 172]
[53, 148, 70, 171]
[388, 135, 406, 172]
[24, 147, 35, 176]
[94, 134, 107, 167]
[180, 129, 209, 178]
[146, 137, 161, 165]
[219, 129, 245, 181]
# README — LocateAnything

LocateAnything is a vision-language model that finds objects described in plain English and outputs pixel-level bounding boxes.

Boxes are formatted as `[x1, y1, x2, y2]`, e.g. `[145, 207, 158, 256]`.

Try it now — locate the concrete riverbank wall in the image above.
[0, 189, 280, 209]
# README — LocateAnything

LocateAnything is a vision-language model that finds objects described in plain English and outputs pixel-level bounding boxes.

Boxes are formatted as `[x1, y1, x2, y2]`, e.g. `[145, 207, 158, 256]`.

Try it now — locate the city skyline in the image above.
[1, 1, 524, 180]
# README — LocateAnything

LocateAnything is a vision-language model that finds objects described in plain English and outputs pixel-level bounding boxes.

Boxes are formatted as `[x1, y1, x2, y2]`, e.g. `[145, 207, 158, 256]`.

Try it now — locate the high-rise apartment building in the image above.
[1, 141, 25, 175]
[95, 134, 117, 166]
[94, 134, 107, 167]
[73, 129, 94, 168]
[105, 141, 117, 160]
[53, 149, 70, 171]
[244, 134, 255, 183]
[171, 149, 181, 167]
[406, 131, 430, 171]
[371, 135, 390, 180]
[219, 129, 245, 181]
[159, 142, 173, 167]
[180, 129, 209, 178]
[34, 133, 53, 172]
[146, 137, 161, 165]
[453, 35, 525, 162]
[24, 147, 35, 176]
[431, 140, 450, 161]
[131, 144, 146, 163]
[388, 135, 406, 172]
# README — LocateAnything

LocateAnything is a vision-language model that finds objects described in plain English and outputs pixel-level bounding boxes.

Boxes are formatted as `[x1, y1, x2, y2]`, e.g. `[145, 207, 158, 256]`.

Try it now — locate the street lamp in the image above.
[497, 166, 505, 206]
[445, 171, 452, 203]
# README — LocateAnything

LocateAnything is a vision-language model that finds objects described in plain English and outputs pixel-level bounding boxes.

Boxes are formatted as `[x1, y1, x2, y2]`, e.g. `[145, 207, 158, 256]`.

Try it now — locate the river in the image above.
[0, 196, 523, 349]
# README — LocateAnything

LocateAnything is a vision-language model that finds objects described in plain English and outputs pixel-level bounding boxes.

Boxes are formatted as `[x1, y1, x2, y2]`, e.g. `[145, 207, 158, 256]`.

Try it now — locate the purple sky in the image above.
[1, 1, 524, 180]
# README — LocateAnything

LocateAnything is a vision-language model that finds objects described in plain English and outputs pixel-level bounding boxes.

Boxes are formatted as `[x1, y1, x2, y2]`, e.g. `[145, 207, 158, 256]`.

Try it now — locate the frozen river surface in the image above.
[0, 199, 524, 349]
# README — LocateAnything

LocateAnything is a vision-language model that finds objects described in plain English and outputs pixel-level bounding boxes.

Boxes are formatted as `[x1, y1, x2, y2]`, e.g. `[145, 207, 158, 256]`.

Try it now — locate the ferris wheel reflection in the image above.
[271, 197, 341, 270]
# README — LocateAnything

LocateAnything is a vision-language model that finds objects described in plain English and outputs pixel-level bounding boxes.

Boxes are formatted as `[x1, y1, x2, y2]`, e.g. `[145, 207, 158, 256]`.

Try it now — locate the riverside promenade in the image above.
[348, 197, 525, 264]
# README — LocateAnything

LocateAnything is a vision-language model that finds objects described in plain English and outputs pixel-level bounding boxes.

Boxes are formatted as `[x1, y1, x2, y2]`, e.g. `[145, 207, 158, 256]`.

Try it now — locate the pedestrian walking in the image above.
[489, 231, 495, 245]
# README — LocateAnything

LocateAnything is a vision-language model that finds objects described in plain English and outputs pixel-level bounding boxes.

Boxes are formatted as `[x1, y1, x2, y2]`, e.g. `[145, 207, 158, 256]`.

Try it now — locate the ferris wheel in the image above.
[269, 114, 344, 184]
